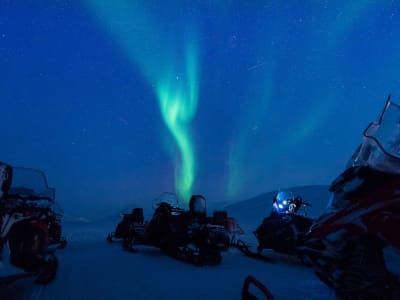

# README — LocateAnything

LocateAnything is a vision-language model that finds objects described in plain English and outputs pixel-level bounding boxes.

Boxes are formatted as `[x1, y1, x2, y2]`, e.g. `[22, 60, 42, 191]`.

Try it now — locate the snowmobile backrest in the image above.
[189, 195, 206, 216]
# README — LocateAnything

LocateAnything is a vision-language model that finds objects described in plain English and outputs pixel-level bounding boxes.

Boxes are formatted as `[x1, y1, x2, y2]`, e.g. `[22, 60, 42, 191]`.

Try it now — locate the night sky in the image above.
[1, 1, 400, 217]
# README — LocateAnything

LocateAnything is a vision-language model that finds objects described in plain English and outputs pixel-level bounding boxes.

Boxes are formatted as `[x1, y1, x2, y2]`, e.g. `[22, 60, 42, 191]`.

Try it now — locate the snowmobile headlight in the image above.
[272, 190, 297, 214]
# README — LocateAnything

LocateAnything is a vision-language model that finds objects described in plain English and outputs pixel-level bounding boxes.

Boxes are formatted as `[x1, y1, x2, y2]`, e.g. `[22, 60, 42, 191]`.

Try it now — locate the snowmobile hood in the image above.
[328, 95, 400, 210]
[328, 166, 400, 210]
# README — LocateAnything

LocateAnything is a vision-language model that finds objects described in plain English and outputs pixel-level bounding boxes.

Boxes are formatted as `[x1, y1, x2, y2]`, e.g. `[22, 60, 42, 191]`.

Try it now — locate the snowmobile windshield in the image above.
[346, 98, 400, 175]
[152, 192, 182, 215]
[6, 167, 55, 201]
[189, 195, 206, 215]
[329, 97, 400, 210]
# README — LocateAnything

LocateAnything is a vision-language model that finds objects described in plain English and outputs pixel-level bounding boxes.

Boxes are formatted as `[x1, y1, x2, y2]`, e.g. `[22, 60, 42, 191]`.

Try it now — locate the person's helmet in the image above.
[272, 190, 300, 214]
[189, 195, 206, 216]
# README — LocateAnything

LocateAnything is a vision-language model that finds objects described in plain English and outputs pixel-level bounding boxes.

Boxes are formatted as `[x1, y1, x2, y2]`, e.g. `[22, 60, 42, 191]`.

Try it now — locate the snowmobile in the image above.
[0, 163, 58, 285]
[232, 190, 313, 263]
[298, 94, 400, 299]
[254, 190, 313, 255]
[106, 207, 146, 243]
[114, 193, 223, 266]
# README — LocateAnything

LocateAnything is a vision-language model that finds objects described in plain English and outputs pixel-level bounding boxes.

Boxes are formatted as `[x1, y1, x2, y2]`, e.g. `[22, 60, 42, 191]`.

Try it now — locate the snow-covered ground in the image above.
[1, 185, 338, 299]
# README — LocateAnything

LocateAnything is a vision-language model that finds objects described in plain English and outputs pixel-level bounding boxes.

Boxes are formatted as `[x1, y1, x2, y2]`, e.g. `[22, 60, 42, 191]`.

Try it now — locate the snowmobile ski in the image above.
[233, 240, 275, 263]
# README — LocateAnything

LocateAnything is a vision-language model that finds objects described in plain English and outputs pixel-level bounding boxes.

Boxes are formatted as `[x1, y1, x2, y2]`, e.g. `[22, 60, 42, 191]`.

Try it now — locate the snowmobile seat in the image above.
[212, 210, 228, 226]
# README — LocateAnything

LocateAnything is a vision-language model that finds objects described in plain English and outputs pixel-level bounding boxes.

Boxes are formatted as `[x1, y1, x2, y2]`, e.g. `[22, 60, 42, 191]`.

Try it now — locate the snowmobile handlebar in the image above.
[288, 198, 312, 207]
[154, 202, 185, 216]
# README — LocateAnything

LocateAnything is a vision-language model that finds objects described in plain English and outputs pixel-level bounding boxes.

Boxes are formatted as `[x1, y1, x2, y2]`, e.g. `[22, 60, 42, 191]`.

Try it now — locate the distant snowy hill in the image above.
[227, 185, 331, 221]
[1, 185, 336, 300]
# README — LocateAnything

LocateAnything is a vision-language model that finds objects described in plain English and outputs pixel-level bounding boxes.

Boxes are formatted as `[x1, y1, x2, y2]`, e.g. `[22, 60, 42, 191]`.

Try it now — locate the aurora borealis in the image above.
[84, 0, 200, 201]
[1, 1, 400, 215]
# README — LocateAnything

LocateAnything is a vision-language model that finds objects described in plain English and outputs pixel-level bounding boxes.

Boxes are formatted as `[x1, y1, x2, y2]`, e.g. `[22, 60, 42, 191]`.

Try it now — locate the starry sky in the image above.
[1, 1, 400, 217]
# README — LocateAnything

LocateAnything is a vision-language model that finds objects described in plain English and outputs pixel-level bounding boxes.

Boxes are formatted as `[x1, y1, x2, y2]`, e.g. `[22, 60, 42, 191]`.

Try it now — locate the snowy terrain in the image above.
[1, 185, 339, 300]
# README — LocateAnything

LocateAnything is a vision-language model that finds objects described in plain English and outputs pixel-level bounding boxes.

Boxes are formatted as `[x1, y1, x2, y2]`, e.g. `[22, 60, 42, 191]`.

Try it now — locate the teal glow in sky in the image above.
[85, 1, 199, 202]
[156, 45, 199, 201]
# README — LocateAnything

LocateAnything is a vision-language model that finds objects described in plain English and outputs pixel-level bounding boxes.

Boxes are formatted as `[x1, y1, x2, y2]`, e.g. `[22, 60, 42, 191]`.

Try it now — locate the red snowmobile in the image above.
[299, 95, 400, 299]
[241, 94, 400, 299]
[0, 163, 59, 285]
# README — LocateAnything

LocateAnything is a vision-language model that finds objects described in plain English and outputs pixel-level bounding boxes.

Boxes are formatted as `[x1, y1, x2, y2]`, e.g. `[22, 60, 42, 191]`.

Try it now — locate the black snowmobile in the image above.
[110, 193, 223, 266]
[0, 162, 59, 285]
[233, 190, 314, 262]
[254, 190, 313, 254]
